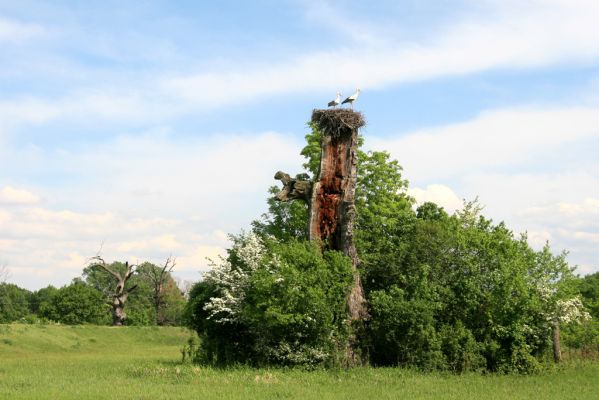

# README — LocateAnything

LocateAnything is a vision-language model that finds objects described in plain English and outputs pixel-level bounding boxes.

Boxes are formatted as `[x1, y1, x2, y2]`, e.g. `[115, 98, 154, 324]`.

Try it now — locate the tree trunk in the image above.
[310, 109, 368, 365]
[112, 296, 127, 326]
[90, 257, 137, 326]
[274, 109, 369, 366]
[552, 320, 562, 363]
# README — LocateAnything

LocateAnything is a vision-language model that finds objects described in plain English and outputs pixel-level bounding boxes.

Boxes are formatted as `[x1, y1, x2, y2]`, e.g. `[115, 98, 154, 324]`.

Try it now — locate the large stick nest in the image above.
[311, 109, 365, 138]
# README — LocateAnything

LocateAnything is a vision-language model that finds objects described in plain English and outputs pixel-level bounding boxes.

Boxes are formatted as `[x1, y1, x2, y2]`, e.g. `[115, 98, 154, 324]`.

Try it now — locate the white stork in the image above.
[328, 91, 341, 108]
[341, 88, 361, 108]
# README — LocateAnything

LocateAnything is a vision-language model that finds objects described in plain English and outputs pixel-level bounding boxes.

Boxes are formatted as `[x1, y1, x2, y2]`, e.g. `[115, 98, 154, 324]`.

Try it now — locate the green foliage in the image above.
[36, 281, 110, 325]
[0, 283, 31, 323]
[578, 272, 599, 319]
[252, 187, 309, 241]
[561, 273, 599, 357]
[185, 233, 353, 367]
[30, 285, 59, 315]
[368, 286, 444, 370]
[82, 261, 185, 326]
[211, 121, 591, 373]
[365, 200, 578, 372]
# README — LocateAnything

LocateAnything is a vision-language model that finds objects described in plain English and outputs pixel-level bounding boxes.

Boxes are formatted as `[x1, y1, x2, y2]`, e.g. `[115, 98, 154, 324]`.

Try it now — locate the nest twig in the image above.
[311, 109, 366, 138]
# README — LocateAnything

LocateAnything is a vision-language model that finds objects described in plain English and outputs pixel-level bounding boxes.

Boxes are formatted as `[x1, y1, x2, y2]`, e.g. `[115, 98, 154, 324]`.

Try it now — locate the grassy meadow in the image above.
[0, 323, 598, 399]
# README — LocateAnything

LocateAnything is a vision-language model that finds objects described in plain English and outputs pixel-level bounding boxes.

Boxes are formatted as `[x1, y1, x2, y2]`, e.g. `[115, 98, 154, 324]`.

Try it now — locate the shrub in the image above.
[185, 233, 353, 367]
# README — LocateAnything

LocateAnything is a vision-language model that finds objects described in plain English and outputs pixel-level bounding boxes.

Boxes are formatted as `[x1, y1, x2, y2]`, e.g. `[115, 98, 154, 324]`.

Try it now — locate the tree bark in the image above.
[90, 257, 137, 326]
[310, 110, 368, 365]
[552, 320, 562, 363]
[275, 109, 368, 365]
[308, 118, 368, 321]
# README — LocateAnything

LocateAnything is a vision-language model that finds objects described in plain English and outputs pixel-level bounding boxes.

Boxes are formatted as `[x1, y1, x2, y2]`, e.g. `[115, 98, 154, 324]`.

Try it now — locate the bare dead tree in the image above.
[89, 256, 138, 326]
[0, 262, 10, 283]
[144, 256, 176, 325]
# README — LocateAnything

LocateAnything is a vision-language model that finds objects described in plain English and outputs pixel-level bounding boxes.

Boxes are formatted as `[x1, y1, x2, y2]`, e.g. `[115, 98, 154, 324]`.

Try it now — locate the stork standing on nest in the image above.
[328, 91, 341, 108]
[342, 88, 361, 109]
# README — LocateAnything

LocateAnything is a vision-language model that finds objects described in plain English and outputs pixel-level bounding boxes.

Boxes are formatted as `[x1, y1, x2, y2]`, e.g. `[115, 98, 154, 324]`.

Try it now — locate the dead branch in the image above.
[273, 171, 312, 203]
[88, 254, 138, 326]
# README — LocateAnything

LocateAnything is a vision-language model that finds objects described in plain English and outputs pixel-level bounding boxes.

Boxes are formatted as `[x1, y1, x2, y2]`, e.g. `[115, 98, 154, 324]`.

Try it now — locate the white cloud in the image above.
[409, 184, 463, 213]
[370, 106, 599, 182]
[162, 1, 599, 108]
[0, 18, 45, 43]
[0, 186, 41, 205]
[0, 130, 302, 289]
[520, 198, 599, 228]
[2, 2, 599, 129]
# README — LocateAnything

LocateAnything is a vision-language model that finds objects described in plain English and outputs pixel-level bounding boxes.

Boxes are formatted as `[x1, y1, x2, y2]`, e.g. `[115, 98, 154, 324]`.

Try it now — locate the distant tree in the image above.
[86, 257, 138, 326]
[38, 280, 109, 325]
[579, 272, 599, 319]
[138, 258, 180, 325]
[83, 258, 186, 326]
[0, 263, 10, 283]
[0, 283, 31, 323]
[561, 272, 599, 357]
[30, 285, 59, 316]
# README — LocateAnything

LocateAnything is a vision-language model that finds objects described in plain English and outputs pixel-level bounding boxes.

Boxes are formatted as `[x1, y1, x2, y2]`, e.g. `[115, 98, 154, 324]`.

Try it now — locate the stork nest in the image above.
[311, 108, 365, 138]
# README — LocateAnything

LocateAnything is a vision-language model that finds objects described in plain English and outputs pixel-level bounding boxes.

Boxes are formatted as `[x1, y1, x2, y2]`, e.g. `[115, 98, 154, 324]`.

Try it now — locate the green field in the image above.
[1, 324, 598, 399]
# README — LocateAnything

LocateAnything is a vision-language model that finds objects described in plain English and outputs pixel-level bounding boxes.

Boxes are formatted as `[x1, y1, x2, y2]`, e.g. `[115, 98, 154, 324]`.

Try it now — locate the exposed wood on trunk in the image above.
[274, 108, 368, 365]
[310, 109, 368, 366]
[90, 256, 137, 326]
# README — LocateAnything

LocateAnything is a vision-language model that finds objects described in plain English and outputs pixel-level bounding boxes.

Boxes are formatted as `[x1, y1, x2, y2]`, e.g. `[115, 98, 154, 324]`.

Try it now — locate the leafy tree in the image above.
[30, 285, 59, 316]
[561, 272, 599, 356]
[0, 283, 31, 323]
[138, 260, 186, 326]
[578, 272, 599, 319]
[38, 280, 109, 325]
[365, 200, 581, 372]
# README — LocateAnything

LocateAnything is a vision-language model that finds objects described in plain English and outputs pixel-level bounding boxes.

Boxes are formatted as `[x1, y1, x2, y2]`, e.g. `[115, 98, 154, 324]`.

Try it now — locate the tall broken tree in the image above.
[274, 108, 368, 365]
[89, 256, 138, 326]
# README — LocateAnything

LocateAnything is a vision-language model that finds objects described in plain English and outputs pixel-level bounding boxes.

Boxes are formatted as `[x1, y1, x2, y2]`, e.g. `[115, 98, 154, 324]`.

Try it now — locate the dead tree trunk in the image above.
[274, 108, 368, 365]
[90, 257, 137, 326]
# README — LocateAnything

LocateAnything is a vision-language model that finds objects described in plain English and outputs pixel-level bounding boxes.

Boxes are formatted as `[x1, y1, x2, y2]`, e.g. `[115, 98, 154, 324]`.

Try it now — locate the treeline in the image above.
[184, 125, 599, 372]
[0, 261, 186, 326]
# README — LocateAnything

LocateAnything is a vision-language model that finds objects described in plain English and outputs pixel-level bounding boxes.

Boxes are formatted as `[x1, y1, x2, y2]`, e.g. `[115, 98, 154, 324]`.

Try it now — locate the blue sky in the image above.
[1, 0, 599, 289]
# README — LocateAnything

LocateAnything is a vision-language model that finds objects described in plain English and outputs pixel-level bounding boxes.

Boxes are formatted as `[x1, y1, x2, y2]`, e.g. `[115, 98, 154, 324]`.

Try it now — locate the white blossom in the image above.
[553, 297, 592, 324]
[202, 232, 283, 323]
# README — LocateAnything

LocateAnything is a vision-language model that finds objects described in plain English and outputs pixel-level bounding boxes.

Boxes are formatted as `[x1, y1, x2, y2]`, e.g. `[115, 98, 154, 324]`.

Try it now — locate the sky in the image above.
[1, 0, 598, 290]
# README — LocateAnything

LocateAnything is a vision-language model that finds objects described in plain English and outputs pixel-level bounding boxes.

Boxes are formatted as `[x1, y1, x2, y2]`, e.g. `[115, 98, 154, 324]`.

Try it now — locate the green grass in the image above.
[1, 324, 598, 399]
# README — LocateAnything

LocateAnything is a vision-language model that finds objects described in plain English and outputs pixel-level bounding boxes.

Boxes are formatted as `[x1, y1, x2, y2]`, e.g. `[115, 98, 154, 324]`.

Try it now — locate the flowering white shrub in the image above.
[537, 283, 591, 325]
[554, 297, 592, 324]
[202, 233, 279, 323]
[185, 233, 353, 366]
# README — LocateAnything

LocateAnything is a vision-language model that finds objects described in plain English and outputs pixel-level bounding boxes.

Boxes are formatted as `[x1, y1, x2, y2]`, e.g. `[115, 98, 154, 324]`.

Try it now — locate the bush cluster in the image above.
[185, 233, 353, 367]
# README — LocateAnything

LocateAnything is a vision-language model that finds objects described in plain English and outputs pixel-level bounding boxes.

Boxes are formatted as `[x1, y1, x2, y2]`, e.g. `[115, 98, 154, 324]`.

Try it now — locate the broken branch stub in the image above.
[274, 171, 312, 203]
